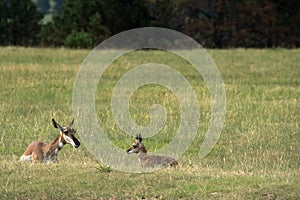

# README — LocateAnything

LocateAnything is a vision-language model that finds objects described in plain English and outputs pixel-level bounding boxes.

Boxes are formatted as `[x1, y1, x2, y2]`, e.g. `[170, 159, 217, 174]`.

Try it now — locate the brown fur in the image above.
[20, 119, 80, 163]
[22, 134, 66, 163]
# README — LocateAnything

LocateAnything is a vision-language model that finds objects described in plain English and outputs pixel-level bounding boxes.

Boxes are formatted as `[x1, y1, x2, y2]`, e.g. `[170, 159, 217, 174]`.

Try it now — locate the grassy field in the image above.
[0, 47, 299, 199]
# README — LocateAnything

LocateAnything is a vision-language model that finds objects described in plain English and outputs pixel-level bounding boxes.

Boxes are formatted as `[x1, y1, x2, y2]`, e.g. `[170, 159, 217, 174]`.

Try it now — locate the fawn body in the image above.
[20, 119, 80, 163]
[126, 134, 178, 168]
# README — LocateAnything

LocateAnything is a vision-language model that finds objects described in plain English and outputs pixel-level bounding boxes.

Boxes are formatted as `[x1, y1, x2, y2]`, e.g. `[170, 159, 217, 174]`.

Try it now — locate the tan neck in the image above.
[137, 146, 149, 164]
[138, 146, 147, 154]
[43, 134, 66, 157]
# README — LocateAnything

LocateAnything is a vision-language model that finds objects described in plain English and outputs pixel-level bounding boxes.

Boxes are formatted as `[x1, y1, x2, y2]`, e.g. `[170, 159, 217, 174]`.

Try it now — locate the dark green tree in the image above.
[271, 0, 300, 47]
[0, 0, 8, 45]
[36, 0, 50, 13]
[0, 0, 43, 46]
[146, 0, 185, 30]
[2, 0, 298, 48]
[40, 0, 110, 48]
[183, 0, 281, 48]
[101, 0, 150, 34]
[53, 0, 64, 14]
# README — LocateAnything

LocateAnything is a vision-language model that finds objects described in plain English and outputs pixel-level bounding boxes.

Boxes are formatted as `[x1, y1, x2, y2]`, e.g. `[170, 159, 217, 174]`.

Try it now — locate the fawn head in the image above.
[52, 118, 80, 148]
[126, 134, 147, 154]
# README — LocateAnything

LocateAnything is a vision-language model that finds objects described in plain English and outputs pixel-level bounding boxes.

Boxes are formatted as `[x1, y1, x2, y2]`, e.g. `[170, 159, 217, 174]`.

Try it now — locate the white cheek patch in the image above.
[127, 149, 134, 154]
[128, 147, 139, 154]
[63, 135, 76, 147]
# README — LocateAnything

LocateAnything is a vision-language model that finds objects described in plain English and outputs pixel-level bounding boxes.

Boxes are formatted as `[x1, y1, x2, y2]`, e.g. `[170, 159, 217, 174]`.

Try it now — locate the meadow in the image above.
[0, 47, 299, 199]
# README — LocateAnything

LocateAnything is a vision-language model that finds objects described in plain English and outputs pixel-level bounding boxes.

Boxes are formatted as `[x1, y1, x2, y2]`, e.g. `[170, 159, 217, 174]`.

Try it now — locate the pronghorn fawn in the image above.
[126, 134, 178, 168]
[20, 119, 80, 163]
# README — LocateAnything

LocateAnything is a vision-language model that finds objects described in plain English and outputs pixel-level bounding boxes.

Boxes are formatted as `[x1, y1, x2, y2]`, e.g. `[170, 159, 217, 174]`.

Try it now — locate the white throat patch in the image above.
[58, 137, 64, 148]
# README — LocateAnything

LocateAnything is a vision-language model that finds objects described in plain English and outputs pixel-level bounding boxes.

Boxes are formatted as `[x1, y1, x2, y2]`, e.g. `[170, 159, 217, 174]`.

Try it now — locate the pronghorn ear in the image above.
[69, 118, 74, 127]
[136, 134, 142, 142]
[52, 119, 63, 131]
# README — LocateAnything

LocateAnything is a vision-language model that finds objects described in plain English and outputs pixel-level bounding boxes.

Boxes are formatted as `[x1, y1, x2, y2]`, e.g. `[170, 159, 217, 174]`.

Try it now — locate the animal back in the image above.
[140, 154, 178, 168]
[22, 141, 46, 156]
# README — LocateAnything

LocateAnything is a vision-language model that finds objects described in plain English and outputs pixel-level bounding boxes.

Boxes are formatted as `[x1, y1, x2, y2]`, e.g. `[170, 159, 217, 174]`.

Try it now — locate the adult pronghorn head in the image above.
[52, 118, 80, 148]
[126, 134, 147, 154]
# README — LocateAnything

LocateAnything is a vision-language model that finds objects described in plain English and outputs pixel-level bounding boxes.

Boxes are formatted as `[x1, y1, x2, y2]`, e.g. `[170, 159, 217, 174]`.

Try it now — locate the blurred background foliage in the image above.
[0, 0, 299, 48]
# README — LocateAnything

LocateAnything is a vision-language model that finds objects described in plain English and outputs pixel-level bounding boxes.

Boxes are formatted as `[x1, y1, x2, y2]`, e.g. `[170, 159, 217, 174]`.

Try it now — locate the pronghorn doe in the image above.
[20, 119, 80, 163]
[126, 134, 178, 168]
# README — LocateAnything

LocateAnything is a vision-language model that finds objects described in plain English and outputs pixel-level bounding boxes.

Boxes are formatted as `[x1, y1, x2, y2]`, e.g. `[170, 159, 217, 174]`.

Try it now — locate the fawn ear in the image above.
[136, 134, 142, 142]
[52, 119, 63, 131]
[69, 118, 74, 127]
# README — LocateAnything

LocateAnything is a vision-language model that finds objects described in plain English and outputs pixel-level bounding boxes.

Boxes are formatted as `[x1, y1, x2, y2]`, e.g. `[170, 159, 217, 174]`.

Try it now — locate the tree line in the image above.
[0, 0, 299, 48]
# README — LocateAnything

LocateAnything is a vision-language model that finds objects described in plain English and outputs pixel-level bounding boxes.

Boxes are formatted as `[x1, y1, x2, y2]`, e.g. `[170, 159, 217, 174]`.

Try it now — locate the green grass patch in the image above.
[0, 47, 299, 199]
